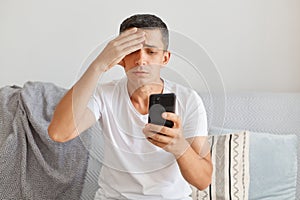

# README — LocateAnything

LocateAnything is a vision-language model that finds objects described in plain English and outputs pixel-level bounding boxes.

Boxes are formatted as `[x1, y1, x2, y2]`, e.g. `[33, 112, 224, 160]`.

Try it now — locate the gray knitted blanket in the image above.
[0, 82, 92, 199]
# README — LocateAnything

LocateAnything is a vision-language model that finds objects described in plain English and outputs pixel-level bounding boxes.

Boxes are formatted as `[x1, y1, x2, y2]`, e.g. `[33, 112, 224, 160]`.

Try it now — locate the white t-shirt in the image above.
[88, 77, 207, 200]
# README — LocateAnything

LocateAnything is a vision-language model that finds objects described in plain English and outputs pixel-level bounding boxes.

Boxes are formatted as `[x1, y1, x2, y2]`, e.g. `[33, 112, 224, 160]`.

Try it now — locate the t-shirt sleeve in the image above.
[87, 94, 101, 121]
[182, 91, 208, 138]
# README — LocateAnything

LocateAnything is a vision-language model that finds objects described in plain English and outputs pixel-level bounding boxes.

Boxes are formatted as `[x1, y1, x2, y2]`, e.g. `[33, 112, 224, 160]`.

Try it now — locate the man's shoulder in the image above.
[93, 77, 126, 100]
[96, 77, 126, 90]
[164, 78, 198, 97]
[164, 79, 204, 109]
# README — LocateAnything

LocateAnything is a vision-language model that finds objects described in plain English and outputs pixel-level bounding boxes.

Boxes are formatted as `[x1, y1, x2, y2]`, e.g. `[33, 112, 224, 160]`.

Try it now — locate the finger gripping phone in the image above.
[148, 93, 176, 128]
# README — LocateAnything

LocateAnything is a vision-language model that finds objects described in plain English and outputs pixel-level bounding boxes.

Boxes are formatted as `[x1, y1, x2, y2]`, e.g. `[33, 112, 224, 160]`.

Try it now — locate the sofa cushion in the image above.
[249, 132, 297, 200]
[192, 131, 250, 199]
[205, 127, 297, 200]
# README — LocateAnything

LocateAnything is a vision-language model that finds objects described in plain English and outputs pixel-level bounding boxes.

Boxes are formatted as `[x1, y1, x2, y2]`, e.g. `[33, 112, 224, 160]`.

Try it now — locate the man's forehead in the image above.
[141, 29, 164, 49]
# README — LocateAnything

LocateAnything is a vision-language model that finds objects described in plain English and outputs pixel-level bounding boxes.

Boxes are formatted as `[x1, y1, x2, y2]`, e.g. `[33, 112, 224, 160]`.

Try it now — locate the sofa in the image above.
[0, 82, 299, 199]
[81, 92, 299, 200]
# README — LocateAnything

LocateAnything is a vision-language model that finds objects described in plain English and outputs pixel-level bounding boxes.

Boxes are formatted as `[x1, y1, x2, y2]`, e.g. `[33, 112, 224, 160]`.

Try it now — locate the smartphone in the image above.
[148, 93, 176, 128]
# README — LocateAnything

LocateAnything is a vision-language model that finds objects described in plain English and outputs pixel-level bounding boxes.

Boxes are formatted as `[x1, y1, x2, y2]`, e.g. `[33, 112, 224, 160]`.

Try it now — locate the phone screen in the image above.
[148, 93, 176, 128]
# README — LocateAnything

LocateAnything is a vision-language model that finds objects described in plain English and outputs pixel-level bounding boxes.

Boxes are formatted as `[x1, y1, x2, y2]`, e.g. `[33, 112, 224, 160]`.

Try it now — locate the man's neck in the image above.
[127, 78, 164, 115]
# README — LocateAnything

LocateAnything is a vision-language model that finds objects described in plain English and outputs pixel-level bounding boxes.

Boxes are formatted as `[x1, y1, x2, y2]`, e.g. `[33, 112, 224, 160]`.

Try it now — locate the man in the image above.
[48, 14, 212, 199]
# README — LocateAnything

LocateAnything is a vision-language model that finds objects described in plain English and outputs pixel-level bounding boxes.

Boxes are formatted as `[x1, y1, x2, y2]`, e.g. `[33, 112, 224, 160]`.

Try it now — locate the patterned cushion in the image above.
[191, 131, 250, 200]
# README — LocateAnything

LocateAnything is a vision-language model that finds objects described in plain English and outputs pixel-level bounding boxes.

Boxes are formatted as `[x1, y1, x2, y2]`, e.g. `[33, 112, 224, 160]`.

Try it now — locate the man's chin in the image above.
[128, 75, 161, 86]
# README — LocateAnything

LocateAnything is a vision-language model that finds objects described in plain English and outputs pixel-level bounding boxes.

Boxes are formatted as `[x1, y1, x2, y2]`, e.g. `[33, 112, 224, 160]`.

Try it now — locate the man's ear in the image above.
[162, 51, 171, 65]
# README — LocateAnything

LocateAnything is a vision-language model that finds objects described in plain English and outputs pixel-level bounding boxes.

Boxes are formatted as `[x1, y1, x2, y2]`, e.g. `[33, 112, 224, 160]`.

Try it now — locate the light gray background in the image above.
[1, 0, 299, 92]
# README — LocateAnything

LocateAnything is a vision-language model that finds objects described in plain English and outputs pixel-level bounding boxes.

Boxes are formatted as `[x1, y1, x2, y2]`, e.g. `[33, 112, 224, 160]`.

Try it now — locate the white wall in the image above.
[1, 0, 299, 92]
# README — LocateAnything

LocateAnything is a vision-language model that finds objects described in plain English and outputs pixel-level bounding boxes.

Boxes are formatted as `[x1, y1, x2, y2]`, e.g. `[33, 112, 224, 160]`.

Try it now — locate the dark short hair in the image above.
[119, 14, 169, 50]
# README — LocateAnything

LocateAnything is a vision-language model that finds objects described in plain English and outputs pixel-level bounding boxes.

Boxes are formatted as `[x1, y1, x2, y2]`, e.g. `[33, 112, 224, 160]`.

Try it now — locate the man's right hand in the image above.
[48, 28, 145, 143]
[92, 27, 145, 72]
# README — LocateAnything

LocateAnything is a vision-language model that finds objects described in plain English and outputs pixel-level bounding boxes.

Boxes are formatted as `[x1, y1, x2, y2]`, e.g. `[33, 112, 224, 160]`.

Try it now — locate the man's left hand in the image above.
[143, 112, 190, 158]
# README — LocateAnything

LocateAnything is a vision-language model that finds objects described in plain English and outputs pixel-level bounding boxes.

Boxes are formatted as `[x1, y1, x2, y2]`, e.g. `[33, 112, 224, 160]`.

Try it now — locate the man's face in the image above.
[121, 29, 170, 84]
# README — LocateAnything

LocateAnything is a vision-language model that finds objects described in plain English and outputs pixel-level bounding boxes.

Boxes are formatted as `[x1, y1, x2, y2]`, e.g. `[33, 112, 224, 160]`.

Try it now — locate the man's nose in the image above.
[135, 50, 147, 66]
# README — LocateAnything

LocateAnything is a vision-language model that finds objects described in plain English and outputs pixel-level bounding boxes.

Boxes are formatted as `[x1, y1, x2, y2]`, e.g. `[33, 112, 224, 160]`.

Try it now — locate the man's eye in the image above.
[148, 50, 157, 54]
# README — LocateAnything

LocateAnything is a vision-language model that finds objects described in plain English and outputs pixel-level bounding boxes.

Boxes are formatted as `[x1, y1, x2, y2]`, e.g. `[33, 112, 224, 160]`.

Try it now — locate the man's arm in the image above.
[143, 112, 212, 190]
[177, 136, 212, 190]
[47, 65, 103, 142]
[48, 28, 145, 142]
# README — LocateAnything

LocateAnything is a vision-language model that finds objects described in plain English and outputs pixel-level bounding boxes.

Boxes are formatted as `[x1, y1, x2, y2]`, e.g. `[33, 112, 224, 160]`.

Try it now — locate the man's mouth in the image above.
[133, 71, 149, 74]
